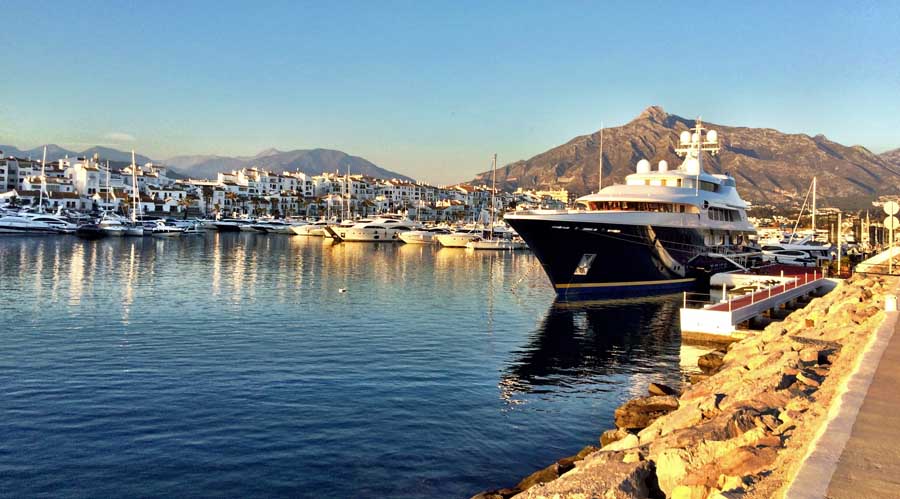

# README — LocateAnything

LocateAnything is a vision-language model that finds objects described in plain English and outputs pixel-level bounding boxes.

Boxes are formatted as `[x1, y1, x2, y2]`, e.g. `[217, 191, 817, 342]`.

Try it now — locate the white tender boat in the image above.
[151, 221, 183, 237]
[291, 220, 330, 236]
[398, 227, 451, 244]
[436, 229, 483, 248]
[465, 237, 529, 250]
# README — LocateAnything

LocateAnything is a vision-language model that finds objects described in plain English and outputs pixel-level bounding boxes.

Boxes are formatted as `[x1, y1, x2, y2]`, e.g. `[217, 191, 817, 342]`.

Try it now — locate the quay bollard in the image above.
[886, 295, 897, 312]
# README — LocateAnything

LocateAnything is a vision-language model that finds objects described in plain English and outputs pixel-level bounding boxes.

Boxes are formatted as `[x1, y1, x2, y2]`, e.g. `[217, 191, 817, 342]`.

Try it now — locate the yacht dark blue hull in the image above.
[506, 218, 738, 300]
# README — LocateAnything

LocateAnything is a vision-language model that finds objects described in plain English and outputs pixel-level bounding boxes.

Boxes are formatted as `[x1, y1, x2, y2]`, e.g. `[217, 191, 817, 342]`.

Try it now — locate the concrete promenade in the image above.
[825, 304, 900, 498]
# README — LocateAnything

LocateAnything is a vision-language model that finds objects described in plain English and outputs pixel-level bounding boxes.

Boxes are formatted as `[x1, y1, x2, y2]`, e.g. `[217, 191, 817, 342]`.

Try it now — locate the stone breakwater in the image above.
[473, 274, 894, 499]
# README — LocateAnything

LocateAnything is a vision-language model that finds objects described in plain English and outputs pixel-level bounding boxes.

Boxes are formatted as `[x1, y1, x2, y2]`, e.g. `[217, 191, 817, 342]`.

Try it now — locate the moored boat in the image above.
[465, 237, 528, 251]
[74, 223, 107, 240]
[327, 216, 421, 242]
[98, 213, 126, 237]
[398, 227, 451, 244]
[436, 229, 482, 248]
[0, 215, 57, 235]
[505, 119, 757, 299]
[151, 221, 183, 237]
[213, 218, 251, 232]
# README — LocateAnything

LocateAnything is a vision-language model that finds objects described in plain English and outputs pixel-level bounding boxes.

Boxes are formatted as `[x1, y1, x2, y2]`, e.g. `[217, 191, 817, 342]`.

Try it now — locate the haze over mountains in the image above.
[471, 106, 900, 209]
[0, 144, 154, 165]
[0, 144, 414, 183]
[165, 148, 414, 182]
[5, 109, 900, 209]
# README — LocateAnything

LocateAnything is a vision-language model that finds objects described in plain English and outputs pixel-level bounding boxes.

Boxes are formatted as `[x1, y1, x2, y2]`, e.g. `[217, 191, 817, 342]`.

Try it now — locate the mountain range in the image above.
[470, 106, 900, 210]
[0, 144, 154, 165]
[5, 111, 899, 208]
[0, 144, 413, 183]
[165, 148, 414, 182]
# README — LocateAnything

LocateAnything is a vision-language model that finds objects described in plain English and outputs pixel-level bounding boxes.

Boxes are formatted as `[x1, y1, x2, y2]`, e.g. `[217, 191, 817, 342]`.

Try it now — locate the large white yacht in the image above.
[18, 212, 78, 233]
[0, 215, 57, 234]
[326, 216, 421, 242]
[505, 120, 757, 299]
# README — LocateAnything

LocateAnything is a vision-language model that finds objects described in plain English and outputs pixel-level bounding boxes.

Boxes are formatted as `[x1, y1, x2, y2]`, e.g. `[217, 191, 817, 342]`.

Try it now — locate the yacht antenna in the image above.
[674, 117, 719, 196]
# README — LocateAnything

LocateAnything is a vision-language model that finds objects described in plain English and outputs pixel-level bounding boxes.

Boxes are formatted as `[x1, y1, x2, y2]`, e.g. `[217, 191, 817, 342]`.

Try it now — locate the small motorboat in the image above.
[182, 222, 205, 235]
[151, 221, 183, 237]
[465, 237, 529, 250]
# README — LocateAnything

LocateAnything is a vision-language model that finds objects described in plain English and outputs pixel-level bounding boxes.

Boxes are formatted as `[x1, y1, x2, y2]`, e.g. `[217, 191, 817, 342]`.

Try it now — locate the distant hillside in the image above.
[1, 143, 414, 182]
[0, 144, 153, 164]
[469, 106, 900, 209]
[882, 147, 900, 169]
[166, 148, 415, 182]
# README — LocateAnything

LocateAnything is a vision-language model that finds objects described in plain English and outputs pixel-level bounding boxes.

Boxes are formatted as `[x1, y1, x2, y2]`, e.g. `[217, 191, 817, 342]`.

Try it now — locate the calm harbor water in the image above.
[0, 234, 699, 498]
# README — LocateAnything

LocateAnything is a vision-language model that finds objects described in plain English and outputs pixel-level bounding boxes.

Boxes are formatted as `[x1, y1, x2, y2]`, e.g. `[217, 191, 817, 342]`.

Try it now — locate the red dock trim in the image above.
[708, 266, 823, 312]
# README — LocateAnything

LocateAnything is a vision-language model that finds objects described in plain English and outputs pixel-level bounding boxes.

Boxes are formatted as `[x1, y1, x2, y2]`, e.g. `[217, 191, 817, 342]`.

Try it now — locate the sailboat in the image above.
[124, 151, 144, 236]
[98, 160, 126, 237]
[466, 154, 527, 250]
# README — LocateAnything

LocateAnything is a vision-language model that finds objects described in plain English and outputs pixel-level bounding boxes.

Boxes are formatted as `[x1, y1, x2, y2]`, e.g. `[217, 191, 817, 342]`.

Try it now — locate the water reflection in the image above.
[1, 233, 699, 498]
[500, 297, 685, 402]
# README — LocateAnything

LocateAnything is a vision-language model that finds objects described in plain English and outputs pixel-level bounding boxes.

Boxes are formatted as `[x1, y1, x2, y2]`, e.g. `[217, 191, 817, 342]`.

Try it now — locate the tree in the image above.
[201, 185, 214, 215]
[224, 192, 239, 216]
[178, 196, 193, 219]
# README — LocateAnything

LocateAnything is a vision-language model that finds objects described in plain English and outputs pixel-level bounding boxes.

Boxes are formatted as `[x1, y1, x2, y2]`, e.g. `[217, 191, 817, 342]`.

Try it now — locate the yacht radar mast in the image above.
[674, 118, 720, 194]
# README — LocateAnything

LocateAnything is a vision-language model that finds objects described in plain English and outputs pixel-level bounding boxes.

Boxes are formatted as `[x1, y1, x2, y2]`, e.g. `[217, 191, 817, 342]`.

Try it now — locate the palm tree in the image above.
[201, 185, 214, 215]
[224, 192, 238, 216]
[177, 196, 193, 220]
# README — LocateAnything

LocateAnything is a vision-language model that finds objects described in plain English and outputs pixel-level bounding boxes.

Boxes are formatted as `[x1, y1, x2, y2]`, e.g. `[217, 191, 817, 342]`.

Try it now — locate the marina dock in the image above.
[680, 265, 836, 339]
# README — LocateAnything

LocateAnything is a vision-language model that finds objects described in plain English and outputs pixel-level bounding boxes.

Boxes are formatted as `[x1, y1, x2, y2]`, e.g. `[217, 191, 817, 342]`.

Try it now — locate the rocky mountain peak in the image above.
[635, 105, 669, 124]
[468, 107, 900, 209]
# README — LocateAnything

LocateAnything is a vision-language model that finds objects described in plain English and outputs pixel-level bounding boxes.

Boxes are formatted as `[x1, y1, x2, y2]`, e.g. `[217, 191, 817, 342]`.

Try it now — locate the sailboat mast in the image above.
[811, 176, 817, 241]
[39, 146, 47, 214]
[131, 150, 139, 223]
[105, 160, 111, 211]
[489, 153, 497, 240]
[598, 122, 604, 192]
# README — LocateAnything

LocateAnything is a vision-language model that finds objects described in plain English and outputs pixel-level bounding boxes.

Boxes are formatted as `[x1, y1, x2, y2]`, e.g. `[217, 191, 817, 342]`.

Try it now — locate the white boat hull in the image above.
[436, 233, 480, 248]
[465, 239, 528, 250]
[398, 231, 437, 244]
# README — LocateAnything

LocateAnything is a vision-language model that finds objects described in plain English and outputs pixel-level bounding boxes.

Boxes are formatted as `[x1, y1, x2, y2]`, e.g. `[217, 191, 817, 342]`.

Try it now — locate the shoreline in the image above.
[473, 273, 896, 499]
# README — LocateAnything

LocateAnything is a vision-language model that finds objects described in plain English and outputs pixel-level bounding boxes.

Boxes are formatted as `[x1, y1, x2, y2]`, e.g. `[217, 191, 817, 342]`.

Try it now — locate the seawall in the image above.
[473, 273, 896, 499]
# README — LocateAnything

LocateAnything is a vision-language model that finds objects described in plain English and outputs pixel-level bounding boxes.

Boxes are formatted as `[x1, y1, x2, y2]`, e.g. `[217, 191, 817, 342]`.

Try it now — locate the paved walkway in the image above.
[826, 308, 900, 498]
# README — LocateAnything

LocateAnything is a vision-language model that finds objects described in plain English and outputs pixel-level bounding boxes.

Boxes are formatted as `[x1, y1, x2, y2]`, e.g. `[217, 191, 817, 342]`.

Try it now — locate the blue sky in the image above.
[2, 0, 898, 184]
